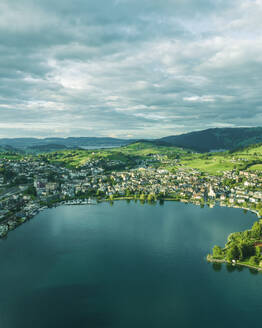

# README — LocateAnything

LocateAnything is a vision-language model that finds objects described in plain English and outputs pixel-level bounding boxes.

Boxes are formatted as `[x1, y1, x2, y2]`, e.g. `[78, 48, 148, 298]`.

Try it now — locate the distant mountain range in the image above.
[158, 127, 262, 152]
[1, 127, 262, 153]
[0, 137, 134, 152]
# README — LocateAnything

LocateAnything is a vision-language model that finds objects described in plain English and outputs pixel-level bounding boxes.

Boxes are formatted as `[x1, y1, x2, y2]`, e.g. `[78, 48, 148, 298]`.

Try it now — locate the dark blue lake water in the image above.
[0, 201, 261, 328]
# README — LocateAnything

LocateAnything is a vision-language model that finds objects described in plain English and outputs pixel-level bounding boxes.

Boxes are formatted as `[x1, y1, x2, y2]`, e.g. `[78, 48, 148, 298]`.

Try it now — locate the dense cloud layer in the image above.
[0, 0, 261, 138]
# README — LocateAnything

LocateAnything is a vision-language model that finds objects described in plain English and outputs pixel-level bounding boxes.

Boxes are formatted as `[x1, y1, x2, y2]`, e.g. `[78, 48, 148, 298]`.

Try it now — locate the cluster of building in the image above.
[1, 156, 262, 237]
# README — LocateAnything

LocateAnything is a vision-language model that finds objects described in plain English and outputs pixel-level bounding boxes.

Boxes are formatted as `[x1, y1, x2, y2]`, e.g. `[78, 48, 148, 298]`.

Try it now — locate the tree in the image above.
[249, 256, 259, 266]
[2, 168, 16, 183]
[226, 244, 240, 262]
[243, 230, 250, 239]
[25, 185, 37, 197]
[47, 171, 62, 183]
[212, 245, 223, 258]
[140, 193, 145, 201]
[147, 193, 156, 202]
[238, 242, 254, 260]
[251, 221, 262, 239]
[255, 246, 261, 258]
[13, 175, 28, 185]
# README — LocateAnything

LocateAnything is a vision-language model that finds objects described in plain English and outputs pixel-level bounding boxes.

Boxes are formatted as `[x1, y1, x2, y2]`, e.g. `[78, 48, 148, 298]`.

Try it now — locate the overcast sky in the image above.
[0, 0, 261, 138]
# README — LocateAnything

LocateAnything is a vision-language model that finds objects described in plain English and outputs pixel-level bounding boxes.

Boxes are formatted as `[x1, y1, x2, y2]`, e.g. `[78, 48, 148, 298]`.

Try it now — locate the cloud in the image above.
[0, 0, 261, 138]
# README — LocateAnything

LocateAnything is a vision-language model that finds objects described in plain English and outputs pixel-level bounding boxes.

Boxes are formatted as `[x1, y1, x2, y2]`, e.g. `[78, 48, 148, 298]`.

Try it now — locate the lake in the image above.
[0, 201, 261, 328]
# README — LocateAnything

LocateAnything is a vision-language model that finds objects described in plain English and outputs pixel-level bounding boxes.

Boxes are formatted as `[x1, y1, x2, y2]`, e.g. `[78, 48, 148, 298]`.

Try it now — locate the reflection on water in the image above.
[212, 262, 222, 272]
[0, 201, 261, 328]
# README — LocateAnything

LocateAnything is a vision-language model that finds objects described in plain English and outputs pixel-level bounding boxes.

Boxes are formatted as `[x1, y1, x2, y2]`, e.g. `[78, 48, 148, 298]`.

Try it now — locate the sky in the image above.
[0, 0, 262, 139]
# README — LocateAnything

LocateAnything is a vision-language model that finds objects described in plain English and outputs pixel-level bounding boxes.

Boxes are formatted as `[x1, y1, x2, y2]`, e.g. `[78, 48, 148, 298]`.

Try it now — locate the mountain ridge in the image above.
[1, 127, 262, 152]
[158, 127, 262, 152]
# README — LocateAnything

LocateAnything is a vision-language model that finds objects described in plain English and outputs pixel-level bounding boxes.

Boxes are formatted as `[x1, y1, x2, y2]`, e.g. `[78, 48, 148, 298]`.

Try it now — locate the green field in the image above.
[40, 142, 191, 168]
[180, 144, 262, 174]
[180, 155, 237, 174]
[2, 141, 262, 175]
[248, 164, 262, 171]
[36, 141, 262, 174]
[0, 153, 23, 161]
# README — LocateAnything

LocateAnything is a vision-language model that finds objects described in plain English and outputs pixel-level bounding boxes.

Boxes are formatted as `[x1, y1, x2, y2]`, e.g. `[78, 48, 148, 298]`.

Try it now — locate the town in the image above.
[1, 151, 262, 238]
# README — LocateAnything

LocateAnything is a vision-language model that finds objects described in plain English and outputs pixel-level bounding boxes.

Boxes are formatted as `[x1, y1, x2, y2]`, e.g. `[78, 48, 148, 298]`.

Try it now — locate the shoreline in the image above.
[1, 196, 260, 238]
[207, 254, 262, 272]
[1, 196, 261, 273]
[0, 198, 96, 238]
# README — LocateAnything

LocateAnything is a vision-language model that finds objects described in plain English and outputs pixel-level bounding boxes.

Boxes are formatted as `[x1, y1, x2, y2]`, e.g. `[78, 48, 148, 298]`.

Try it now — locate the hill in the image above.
[42, 141, 190, 168]
[41, 141, 262, 175]
[2, 127, 262, 154]
[28, 143, 70, 152]
[0, 137, 134, 151]
[179, 142, 262, 175]
[159, 127, 262, 152]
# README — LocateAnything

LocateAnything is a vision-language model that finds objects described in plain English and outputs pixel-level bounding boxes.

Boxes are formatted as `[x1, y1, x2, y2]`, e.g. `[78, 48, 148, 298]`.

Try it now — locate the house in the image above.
[208, 186, 216, 198]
